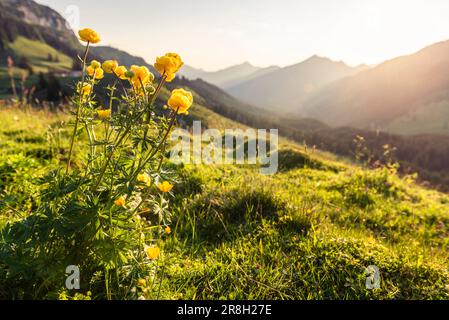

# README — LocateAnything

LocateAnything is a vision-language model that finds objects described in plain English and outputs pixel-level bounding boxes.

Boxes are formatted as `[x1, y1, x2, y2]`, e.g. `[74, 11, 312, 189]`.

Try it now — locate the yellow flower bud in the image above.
[87, 66, 104, 79]
[146, 247, 160, 260]
[157, 181, 174, 193]
[137, 173, 152, 186]
[90, 60, 101, 69]
[164, 226, 171, 234]
[102, 60, 119, 74]
[167, 88, 193, 114]
[114, 66, 128, 80]
[114, 196, 126, 207]
[77, 82, 91, 97]
[137, 279, 146, 287]
[97, 109, 111, 120]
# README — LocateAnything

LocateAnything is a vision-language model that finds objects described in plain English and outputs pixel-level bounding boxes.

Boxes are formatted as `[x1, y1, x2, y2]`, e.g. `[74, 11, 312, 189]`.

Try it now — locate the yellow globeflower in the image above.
[167, 88, 193, 114]
[165, 73, 176, 82]
[102, 60, 119, 74]
[146, 247, 160, 260]
[137, 279, 146, 287]
[87, 65, 104, 79]
[114, 66, 128, 80]
[114, 196, 126, 207]
[130, 65, 154, 85]
[158, 181, 174, 193]
[154, 53, 183, 82]
[97, 109, 111, 120]
[164, 226, 171, 235]
[77, 82, 92, 97]
[137, 173, 152, 186]
[90, 60, 101, 69]
[78, 28, 101, 44]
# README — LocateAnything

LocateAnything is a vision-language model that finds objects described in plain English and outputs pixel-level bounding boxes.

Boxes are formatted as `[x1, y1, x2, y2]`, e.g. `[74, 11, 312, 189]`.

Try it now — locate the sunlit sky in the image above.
[36, 0, 449, 71]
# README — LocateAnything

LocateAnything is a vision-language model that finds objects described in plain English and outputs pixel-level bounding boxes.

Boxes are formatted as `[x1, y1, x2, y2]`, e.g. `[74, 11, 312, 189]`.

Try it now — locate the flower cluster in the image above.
[64, 28, 194, 298]
[75, 56, 191, 114]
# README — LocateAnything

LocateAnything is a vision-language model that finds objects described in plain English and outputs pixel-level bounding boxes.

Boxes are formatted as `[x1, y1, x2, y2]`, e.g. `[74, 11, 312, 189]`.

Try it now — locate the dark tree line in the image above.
[35, 72, 66, 102]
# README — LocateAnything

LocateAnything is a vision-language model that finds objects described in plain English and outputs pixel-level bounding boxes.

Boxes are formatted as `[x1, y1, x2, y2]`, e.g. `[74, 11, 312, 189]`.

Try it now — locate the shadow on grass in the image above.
[174, 188, 311, 245]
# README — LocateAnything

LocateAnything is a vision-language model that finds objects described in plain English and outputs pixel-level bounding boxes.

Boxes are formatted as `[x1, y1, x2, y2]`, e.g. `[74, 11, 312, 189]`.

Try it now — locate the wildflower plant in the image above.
[0, 28, 192, 299]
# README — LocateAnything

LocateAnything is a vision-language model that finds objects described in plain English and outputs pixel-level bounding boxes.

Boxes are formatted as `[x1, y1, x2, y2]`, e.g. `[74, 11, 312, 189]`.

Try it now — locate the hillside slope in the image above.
[1, 104, 449, 299]
[0, 0, 151, 74]
[300, 40, 449, 134]
[0, 0, 80, 59]
[90, 46, 149, 67]
[171, 77, 449, 192]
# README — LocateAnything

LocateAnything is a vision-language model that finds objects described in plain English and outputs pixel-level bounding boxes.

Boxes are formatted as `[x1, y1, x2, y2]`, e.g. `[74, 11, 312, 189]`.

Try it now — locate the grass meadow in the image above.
[1, 105, 449, 300]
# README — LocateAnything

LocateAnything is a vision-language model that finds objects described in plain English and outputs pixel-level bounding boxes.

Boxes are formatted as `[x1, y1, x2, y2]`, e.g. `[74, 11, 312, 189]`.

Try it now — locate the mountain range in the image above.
[180, 62, 280, 89]
[205, 41, 449, 136]
[298, 40, 449, 135]
[181, 57, 368, 115]
[226, 56, 367, 112]
[181, 38, 449, 137]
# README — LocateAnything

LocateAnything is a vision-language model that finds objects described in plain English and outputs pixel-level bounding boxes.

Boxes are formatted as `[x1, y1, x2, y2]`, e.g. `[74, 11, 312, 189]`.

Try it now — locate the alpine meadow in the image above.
[1, 0, 449, 303]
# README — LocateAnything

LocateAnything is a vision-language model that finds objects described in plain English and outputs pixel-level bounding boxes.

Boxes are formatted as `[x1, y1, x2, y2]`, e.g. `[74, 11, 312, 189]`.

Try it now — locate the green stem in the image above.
[66, 42, 90, 173]
[83, 121, 94, 162]
[138, 75, 167, 167]
[105, 268, 111, 300]
[148, 75, 166, 121]
[138, 77, 148, 105]
[112, 71, 129, 100]
[156, 257, 166, 300]
[133, 108, 178, 178]
[94, 125, 131, 191]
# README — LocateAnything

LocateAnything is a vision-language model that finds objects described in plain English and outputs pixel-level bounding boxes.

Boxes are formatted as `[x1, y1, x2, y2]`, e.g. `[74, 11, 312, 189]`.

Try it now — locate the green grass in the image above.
[6, 36, 72, 73]
[1, 106, 449, 299]
[159, 162, 449, 299]
[0, 36, 73, 98]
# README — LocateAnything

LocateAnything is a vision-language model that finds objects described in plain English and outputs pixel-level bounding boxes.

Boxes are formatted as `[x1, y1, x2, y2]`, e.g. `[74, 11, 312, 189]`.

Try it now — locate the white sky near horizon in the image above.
[36, 0, 449, 71]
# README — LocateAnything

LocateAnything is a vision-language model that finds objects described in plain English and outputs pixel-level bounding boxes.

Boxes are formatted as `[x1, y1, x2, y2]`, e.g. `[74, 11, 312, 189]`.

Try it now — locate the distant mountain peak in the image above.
[216, 61, 259, 73]
[180, 61, 279, 89]
[308, 54, 322, 60]
[227, 54, 365, 112]
[302, 55, 348, 67]
[239, 61, 256, 68]
[306, 54, 327, 62]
